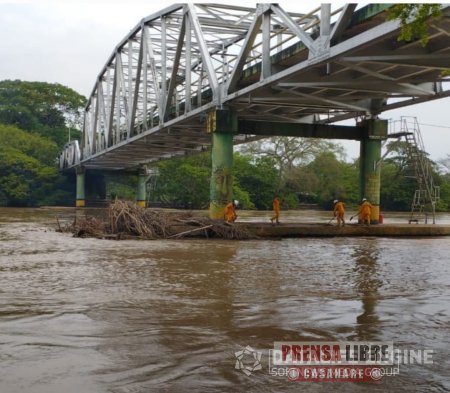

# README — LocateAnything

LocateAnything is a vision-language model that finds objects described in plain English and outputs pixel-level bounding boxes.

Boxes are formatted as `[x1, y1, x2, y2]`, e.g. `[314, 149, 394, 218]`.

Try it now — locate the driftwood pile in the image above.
[109, 200, 172, 238]
[60, 200, 253, 240]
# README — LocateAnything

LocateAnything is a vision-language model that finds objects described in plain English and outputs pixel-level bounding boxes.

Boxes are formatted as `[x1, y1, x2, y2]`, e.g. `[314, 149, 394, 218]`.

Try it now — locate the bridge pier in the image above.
[136, 166, 147, 208]
[75, 167, 85, 207]
[359, 119, 387, 224]
[208, 110, 237, 219]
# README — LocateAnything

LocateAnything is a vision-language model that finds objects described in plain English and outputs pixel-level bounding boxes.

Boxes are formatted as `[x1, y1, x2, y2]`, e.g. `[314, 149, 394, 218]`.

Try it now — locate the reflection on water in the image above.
[0, 208, 450, 392]
[352, 240, 382, 340]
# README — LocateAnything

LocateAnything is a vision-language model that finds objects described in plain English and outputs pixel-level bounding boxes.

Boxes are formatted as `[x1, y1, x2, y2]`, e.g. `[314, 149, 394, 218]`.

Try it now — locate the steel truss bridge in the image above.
[59, 3, 450, 171]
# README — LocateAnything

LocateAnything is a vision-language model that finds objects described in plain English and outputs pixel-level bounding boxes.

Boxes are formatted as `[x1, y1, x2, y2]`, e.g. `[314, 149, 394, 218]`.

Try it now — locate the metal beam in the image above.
[130, 30, 144, 135]
[274, 86, 371, 112]
[238, 119, 364, 140]
[330, 4, 357, 44]
[277, 81, 435, 96]
[227, 13, 262, 93]
[187, 4, 220, 100]
[261, 10, 271, 80]
[185, 15, 192, 112]
[163, 12, 186, 121]
[270, 4, 315, 53]
[160, 16, 167, 120]
[335, 60, 436, 95]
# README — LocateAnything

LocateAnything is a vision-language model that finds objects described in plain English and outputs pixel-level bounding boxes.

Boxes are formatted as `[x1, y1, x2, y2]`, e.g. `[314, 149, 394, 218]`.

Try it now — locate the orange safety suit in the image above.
[358, 201, 372, 225]
[271, 197, 280, 224]
[333, 201, 345, 226]
[224, 202, 237, 223]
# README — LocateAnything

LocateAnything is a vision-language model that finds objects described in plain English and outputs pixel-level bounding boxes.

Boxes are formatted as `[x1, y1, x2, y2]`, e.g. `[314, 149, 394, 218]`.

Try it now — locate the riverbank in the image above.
[242, 222, 450, 238]
[45, 205, 450, 239]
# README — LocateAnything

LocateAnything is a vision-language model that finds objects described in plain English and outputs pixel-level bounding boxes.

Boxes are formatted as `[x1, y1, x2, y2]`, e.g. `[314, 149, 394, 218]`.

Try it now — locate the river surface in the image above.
[0, 208, 449, 393]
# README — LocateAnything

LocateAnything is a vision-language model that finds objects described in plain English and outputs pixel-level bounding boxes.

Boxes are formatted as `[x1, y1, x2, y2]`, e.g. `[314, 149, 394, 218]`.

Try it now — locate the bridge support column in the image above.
[359, 119, 387, 224]
[208, 109, 237, 219]
[136, 166, 147, 208]
[75, 167, 85, 208]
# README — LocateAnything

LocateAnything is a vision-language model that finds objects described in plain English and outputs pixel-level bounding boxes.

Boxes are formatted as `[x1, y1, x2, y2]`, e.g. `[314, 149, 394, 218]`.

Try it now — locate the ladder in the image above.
[398, 117, 440, 224]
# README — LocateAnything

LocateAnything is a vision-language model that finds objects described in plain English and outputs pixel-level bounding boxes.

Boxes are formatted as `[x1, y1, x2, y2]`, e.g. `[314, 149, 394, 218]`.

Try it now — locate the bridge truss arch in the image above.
[60, 3, 450, 171]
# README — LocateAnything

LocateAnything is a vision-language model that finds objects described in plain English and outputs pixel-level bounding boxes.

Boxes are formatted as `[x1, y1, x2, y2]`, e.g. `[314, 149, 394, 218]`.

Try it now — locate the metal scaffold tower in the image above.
[395, 117, 440, 224]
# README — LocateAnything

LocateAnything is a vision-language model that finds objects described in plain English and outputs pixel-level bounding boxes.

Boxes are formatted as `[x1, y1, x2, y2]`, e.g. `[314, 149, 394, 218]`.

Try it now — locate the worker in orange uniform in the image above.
[270, 196, 280, 225]
[333, 199, 345, 227]
[358, 198, 372, 226]
[224, 200, 237, 223]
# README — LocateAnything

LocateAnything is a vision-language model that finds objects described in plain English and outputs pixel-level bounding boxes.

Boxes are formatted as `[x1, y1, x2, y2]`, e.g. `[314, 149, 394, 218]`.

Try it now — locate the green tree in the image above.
[105, 174, 137, 201]
[379, 141, 450, 211]
[234, 153, 279, 209]
[0, 124, 74, 206]
[301, 152, 359, 208]
[152, 152, 280, 209]
[239, 136, 344, 178]
[0, 80, 86, 148]
[154, 153, 211, 208]
[0, 123, 59, 165]
[380, 161, 416, 210]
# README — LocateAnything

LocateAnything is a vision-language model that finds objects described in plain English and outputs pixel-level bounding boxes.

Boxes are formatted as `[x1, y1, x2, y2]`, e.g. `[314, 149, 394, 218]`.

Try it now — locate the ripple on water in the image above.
[1, 208, 450, 392]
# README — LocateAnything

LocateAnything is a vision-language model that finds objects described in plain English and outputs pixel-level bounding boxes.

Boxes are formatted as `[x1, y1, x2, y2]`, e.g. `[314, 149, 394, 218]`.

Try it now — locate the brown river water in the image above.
[0, 207, 449, 393]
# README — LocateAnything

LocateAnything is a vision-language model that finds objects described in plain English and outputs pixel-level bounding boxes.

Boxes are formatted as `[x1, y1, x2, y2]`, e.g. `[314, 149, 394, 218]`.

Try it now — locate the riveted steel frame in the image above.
[59, 3, 450, 170]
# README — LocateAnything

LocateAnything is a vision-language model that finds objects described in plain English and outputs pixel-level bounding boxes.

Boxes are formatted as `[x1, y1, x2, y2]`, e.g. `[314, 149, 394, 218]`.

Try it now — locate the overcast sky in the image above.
[1, 0, 449, 161]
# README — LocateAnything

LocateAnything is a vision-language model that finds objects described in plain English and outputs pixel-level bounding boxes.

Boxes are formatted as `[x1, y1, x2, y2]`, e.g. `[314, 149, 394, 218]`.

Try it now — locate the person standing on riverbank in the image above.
[225, 200, 237, 223]
[358, 198, 372, 226]
[270, 196, 280, 225]
[333, 199, 345, 227]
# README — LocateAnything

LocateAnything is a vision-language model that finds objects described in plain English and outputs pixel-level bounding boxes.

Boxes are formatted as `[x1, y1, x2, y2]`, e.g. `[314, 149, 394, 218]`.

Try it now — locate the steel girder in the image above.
[59, 3, 450, 170]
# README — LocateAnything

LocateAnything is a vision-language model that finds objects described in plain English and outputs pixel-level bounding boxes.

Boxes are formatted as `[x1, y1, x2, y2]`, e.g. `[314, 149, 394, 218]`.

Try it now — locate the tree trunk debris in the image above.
[58, 200, 253, 240]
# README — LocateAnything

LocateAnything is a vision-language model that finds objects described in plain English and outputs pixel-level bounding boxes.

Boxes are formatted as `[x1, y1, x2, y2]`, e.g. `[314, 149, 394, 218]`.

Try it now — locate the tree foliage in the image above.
[0, 79, 87, 206]
[0, 124, 73, 206]
[152, 152, 279, 210]
[154, 153, 211, 209]
[388, 4, 442, 46]
[148, 135, 450, 212]
[295, 152, 359, 208]
[239, 136, 344, 178]
[0, 80, 86, 148]
[234, 153, 278, 209]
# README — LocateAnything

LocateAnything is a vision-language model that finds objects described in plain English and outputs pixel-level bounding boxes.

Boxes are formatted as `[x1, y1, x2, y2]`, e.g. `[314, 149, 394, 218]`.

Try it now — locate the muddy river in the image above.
[0, 208, 449, 392]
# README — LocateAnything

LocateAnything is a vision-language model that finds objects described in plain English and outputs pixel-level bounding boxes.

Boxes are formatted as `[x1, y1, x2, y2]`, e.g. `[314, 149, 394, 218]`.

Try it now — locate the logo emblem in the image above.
[235, 345, 263, 376]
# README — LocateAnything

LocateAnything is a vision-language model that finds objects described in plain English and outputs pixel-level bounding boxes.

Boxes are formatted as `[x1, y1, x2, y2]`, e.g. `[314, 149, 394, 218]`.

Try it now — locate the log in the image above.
[167, 225, 213, 238]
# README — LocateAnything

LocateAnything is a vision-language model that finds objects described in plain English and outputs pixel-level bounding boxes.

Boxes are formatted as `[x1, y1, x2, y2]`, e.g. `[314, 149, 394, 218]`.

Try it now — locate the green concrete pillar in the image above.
[359, 119, 387, 224]
[136, 166, 147, 208]
[208, 109, 237, 219]
[75, 167, 85, 207]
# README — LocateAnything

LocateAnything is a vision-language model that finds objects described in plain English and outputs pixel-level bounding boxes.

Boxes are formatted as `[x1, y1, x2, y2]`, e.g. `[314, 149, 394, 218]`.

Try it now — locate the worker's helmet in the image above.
[333, 199, 338, 204]
[362, 198, 367, 202]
